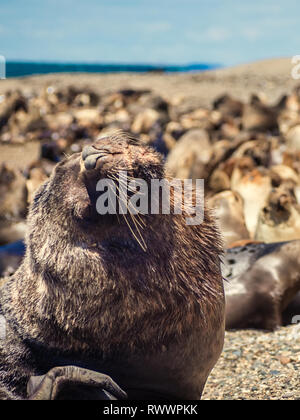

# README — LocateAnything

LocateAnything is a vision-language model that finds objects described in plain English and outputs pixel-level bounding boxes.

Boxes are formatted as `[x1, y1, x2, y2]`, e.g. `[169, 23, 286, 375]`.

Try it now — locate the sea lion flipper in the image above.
[27, 366, 127, 400]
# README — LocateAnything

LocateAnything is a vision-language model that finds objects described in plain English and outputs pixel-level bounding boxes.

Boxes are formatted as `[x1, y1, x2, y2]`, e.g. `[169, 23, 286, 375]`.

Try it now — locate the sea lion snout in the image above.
[82, 137, 124, 170]
[82, 144, 110, 170]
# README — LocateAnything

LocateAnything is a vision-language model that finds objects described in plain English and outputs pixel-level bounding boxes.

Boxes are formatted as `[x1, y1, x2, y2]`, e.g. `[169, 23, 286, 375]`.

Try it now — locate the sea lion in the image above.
[165, 129, 212, 180]
[255, 187, 300, 242]
[0, 133, 225, 400]
[208, 169, 231, 194]
[242, 94, 278, 132]
[0, 163, 28, 245]
[286, 124, 300, 151]
[26, 167, 49, 204]
[269, 165, 300, 186]
[0, 92, 28, 132]
[230, 156, 256, 190]
[208, 190, 250, 248]
[232, 168, 271, 238]
[212, 94, 244, 118]
[223, 240, 300, 330]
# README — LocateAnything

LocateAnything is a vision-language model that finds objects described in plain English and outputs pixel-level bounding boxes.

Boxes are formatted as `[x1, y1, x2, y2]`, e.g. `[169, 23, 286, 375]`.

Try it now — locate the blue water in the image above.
[6, 61, 220, 78]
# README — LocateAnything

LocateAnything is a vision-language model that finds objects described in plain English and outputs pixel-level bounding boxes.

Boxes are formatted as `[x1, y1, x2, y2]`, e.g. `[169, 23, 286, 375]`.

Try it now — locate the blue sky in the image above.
[0, 0, 299, 66]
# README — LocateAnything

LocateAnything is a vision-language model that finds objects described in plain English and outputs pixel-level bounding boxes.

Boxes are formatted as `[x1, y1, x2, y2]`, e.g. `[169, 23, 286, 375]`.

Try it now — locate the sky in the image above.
[0, 0, 299, 66]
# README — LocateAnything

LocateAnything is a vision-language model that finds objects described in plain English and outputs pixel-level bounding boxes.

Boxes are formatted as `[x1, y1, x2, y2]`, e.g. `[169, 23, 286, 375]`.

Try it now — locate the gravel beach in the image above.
[203, 324, 300, 400]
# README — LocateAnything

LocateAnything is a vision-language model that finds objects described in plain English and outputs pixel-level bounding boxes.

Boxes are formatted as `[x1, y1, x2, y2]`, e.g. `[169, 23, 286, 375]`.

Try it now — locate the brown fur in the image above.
[0, 133, 225, 400]
[0, 164, 28, 245]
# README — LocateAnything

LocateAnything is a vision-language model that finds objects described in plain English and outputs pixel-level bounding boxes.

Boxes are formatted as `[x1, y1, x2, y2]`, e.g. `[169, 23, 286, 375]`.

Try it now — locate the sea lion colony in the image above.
[0, 133, 225, 399]
[3, 86, 300, 247]
[1, 83, 300, 397]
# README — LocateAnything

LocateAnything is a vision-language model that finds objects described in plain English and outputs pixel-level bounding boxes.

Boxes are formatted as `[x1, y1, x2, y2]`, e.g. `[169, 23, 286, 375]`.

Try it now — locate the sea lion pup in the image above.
[0, 133, 225, 400]
[223, 240, 300, 330]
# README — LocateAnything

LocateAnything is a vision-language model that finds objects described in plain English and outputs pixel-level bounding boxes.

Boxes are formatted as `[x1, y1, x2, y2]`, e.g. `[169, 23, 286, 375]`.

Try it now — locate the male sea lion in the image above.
[223, 240, 300, 330]
[0, 133, 225, 400]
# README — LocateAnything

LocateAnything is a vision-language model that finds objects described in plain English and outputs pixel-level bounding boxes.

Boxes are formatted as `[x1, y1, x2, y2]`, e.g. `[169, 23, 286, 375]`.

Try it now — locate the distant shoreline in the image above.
[5, 61, 221, 78]
[0, 58, 297, 110]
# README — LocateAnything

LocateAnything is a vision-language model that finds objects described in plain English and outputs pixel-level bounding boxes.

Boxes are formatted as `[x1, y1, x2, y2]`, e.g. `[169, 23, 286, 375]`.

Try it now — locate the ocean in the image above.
[5, 62, 219, 78]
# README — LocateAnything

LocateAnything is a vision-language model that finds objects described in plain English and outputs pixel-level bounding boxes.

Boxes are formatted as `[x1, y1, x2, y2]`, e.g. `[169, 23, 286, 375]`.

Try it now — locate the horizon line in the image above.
[5, 60, 222, 67]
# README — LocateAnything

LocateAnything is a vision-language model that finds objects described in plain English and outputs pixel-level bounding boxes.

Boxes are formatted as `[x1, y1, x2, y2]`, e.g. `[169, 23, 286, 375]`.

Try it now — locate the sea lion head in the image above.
[27, 132, 166, 264]
[79, 133, 164, 223]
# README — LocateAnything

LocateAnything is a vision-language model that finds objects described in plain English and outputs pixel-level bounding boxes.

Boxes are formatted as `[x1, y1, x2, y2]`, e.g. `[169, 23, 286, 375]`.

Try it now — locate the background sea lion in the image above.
[165, 128, 212, 180]
[242, 94, 278, 132]
[208, 190, 250, 248]
[0, 133, 225, 400]
[255, 187, 300, 242]
[232, 168, 271, 237]
[0, 164, 28, 245]
[223, 240, 300, 330]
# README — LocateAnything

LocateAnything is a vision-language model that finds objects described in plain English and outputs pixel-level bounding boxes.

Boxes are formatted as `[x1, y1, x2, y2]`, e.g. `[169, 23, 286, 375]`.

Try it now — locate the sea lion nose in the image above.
[82, 145, 98, 161]
[82, 145, 101, 170]
[82, 138, 111, 170]
[82, 136, 124, 170]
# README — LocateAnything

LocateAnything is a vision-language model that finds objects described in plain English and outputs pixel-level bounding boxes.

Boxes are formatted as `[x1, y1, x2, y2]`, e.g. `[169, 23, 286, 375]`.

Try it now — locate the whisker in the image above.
[112, 179, 147, 251]
[107, 183, 120, 224]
